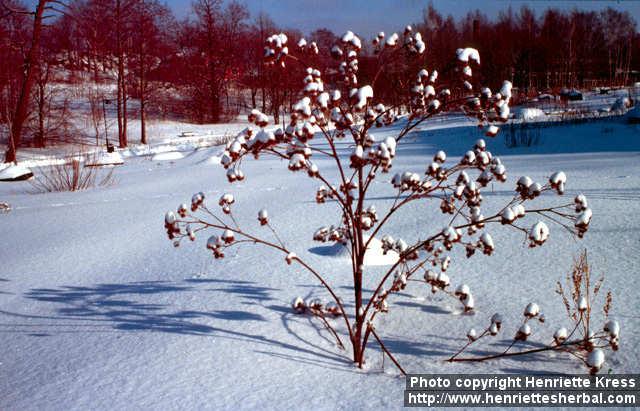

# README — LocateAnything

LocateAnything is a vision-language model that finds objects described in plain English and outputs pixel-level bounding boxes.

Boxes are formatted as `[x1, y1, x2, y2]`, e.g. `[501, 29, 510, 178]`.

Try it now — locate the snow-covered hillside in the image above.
[1, 117, 639, 410]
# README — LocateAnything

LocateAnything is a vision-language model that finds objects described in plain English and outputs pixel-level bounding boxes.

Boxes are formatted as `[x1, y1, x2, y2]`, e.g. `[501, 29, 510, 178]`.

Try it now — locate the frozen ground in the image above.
[1, 116, 639, 410]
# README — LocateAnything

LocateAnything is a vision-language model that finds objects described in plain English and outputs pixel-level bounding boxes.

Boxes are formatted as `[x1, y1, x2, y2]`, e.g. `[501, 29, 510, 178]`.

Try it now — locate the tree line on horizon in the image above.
[1, 0, 638, 162]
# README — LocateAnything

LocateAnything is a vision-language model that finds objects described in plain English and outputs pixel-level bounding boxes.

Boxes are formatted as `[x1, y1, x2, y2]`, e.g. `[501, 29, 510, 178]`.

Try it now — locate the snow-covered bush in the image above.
[164, 28, 592, 373]
[449, 251, 618, 375]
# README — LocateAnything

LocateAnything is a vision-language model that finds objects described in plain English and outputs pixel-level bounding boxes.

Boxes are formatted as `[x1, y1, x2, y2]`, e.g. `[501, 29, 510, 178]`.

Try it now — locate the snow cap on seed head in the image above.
[258, 209, 269, 225]
[603, 320, 620, 339]
[587, 349, 605, 374]
[554, 327, 568, 344]
[578, 296, 588, 312]
[165, 211, 176, 225]
[524, 302, 540, 318]
[292, 296, 306, 313]
[528, 221, 549, 247]
[515, 323, 531, 341]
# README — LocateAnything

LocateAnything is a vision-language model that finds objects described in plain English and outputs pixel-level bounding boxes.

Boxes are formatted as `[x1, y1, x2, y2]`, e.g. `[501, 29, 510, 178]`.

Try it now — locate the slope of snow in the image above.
[1, 117, 639, 410]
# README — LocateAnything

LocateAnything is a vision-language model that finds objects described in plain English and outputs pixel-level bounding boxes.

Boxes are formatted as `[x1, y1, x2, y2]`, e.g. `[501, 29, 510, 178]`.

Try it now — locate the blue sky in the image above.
[166, 0, 640, 36]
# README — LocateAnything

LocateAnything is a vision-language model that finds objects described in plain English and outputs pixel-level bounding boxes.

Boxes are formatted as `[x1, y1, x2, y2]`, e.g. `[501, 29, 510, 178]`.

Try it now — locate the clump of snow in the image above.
[574, 194, 588, 212]
[292, 296, 305, 313]
[0, 164, 34, 181]
[554, 327, 568, 344]
[528, 221, 549, 247]
[85, 151, 124, 167]
[549, 171, 566, 194]
[206, 234, 224, 258]
[151, 151, 184, 161]
[321, 235, 400, 266]
[524, 302, 540, 318]
[587, 349, 605, 373]
[604, 320, 620, 339]
[577, 296, 588, 312]
[515, 323, 532, 341]
[191, 191, 205, 211]
[501, 207, 516, 224]
[285, 252, 297, 265]
[467, 328, 477, 341]
[385, 32, 399, 47]
[485, 125, 500, 137]
[500, 81, 513, 101]
[257, 209, 268, 225]
[517, 107, 547, 121]
[575, 208, 592, 237]
[456, 47, 480, 64]
[207, 155, 222, 165]
[434, 150, 446, 163]
[353, 85, 373, 110]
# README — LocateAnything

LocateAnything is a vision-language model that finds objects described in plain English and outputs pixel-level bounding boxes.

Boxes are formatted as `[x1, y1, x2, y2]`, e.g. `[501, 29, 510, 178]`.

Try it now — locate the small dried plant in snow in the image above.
[30, 151, 116, 193]
[449, 251, 618, 374]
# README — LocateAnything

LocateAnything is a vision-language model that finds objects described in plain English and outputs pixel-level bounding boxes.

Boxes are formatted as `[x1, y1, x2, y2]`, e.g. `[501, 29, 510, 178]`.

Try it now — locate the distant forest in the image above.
[1, 0, 638, 159]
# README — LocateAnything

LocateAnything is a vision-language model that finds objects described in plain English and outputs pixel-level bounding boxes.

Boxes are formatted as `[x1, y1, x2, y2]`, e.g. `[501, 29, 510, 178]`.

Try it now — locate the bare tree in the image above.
[178, 0, 248, 123]
[129, 0, 173, 144]
[3, 0, 48, 162]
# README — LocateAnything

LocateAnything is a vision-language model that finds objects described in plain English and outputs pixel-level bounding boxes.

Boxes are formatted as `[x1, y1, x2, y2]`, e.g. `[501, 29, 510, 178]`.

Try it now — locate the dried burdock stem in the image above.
[368, 323, 407, 376]
[450, 336, 600, 363]
[266, 222, 286, 249]
[308, 308, 345, 350]
[165, 32, 593, 372]
[448, 329, 490, 361]
[448, 312, 597, 363]
[178, 215, 356, 344]
[449, 254, 618, 375]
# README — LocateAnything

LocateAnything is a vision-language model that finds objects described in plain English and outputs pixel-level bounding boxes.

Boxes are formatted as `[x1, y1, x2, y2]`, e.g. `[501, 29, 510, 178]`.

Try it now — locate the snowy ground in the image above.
[1, 115, 639, 410]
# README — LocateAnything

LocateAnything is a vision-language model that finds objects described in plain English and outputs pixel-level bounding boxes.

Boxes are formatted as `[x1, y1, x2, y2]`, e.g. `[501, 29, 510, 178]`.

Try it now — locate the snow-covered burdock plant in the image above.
[163, 28, 593, 374]
[449, 251, 618, 374]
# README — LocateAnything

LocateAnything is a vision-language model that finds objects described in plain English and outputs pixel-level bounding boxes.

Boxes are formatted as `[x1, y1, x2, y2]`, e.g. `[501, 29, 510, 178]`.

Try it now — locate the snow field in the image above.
[0, 116, 639, 410]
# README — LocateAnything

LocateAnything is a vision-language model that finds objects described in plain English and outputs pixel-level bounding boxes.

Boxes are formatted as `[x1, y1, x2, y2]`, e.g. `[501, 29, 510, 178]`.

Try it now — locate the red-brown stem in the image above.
[449, 313, 592, 363]
[310, 309, 345, 349]
[448, 329, 490, 361]
[353, 152, 365, 365]
[448, 335, 606, 363]
[183, 215, 355, 344]
[369, 324, 407, 375]
[362, 200, 576, 324]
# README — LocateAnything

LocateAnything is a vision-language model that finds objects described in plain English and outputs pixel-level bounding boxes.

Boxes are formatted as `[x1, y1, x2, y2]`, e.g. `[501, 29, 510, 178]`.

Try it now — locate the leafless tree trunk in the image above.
[139, 3, 147, 145]
[34, 60, 51, 148]
[5, 0, 47, 163]
[115, 0, 127, 148]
